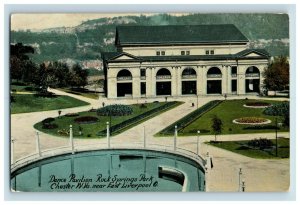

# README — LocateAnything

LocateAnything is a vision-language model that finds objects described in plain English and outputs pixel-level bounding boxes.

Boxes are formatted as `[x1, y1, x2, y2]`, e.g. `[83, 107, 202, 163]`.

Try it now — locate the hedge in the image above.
[263, 102, 289, 116]
[96, 101, 179, 136]
[158, 100, 222, 135]
[97, 104, 133, 116]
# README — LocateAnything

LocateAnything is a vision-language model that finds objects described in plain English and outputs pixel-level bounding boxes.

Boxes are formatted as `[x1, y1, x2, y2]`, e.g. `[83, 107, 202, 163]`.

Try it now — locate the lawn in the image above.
[207, 138, 289, 159]
[57, 88, 99, 99]
[157, 99, 289, 136]
[11, 94, 90, 114]
[34, 101, 182, 138]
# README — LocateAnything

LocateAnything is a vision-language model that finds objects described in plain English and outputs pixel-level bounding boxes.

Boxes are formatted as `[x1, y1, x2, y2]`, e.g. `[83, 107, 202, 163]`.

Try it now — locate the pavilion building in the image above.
[102, 25, 269, 99]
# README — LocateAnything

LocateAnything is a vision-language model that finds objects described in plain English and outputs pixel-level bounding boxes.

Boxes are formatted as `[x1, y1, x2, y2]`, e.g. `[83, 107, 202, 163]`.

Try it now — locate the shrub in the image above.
[89, 108, 97, 112]
[74, 116, 98, 124]
[42, 123, 58, 129]
[24, 86, 34, 91]
[42, 117, 55, 125]
[243, 125, 277, 130]
[245, 102, 271, 107]
[10, 95, 16, 103]
[263, 102, 289, 116]
[34, 91, 56, 98]
[247, 138, 273, 150]
[140, 103, 147, 109]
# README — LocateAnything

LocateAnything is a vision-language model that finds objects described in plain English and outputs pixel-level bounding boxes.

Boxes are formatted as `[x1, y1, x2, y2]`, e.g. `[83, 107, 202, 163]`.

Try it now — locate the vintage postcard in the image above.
[10, 13, 290, 192]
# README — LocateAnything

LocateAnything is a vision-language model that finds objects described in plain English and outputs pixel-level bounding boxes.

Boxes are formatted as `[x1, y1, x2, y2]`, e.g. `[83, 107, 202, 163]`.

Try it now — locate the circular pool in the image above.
[11, 149, 205, 192]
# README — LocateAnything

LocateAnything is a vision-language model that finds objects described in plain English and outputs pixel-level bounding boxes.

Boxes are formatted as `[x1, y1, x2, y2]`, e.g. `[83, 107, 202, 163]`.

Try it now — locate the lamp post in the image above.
[107, 121, 110, 149]
[174, 125, 177, 151]
[36, 131, 41, 157]
[238, 167, 243, 192]
[197, 130, 200, 155]
[11, 139, 15, 165]
[275, 117, 278, 157]
[69, 125, 74, 154]
[143, 125, 146, 148]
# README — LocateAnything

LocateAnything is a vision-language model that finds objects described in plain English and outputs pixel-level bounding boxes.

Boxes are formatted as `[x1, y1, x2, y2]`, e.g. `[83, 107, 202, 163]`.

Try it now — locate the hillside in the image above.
[10, 13, 289, 64]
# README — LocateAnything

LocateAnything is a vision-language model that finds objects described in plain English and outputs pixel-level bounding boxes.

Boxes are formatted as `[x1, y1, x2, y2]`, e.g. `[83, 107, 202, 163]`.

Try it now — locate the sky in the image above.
[10, 13, 187, 31]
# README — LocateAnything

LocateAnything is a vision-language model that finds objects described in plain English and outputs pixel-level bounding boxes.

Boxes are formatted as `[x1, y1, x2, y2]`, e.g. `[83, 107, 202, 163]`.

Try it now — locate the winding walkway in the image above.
[10, 89, 290, 191]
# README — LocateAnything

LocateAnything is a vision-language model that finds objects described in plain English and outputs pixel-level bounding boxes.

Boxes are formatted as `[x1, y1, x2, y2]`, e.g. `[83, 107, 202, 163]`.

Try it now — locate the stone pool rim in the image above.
[11, 147, 206, 178]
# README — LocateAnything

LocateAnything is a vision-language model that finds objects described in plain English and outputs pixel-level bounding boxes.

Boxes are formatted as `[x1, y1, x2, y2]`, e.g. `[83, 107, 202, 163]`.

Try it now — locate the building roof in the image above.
[235, 49, 270, 57]
[115, 25, 249, 46]
[102, 48, 269, 63]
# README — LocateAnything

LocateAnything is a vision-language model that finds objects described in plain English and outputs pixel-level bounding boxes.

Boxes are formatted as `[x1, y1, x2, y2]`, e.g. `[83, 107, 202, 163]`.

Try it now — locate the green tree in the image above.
[71, 63, 88, 88]
[10, 43, 35, 82]
[33, 63, 58, 94]
[52, 62, 70, 87]
[211, 115, 223, 142]
[263, 56, 289, 94]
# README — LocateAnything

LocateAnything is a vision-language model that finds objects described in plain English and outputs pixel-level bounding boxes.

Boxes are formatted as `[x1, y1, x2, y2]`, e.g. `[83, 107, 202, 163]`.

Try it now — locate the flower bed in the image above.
[74, 116, 99, 124]
[233, 117, 271, 125]
[243, 102, 272, 108]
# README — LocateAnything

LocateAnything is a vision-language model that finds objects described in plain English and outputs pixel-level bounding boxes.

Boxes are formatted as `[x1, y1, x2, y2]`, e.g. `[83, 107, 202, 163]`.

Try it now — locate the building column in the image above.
[221, 65, 227, 95]
[107, 77, 117, 98]
[152, 67, 157, 97]
[201, 66, 207, 95]
[146, 68, 152, 98]
[177, 67, 182, 96]
[237, 65, 246, 95]
[132, 77, 140, 98]
[131, 69, 140, 98]
[171, 67, 178, 96]
[196, 66, 202, 95]
[258, 65, 267, 94]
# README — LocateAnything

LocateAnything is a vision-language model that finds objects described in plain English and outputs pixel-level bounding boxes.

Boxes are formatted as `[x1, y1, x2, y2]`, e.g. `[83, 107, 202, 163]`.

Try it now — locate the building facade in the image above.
[102, 25, 270, 99]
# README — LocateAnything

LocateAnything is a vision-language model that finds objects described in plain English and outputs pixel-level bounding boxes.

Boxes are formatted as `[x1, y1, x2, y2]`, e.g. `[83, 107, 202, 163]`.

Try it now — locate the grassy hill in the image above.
[10, 13, 289, 64]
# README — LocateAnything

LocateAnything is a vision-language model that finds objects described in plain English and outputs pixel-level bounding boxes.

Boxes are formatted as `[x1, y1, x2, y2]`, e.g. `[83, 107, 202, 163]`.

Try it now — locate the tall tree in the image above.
[10, 43, 35, 82]
[211, 115, 223, 142]
[263, 56, 289, 94]
[71, 63, 88, 88]
[53, 62, 70, 87]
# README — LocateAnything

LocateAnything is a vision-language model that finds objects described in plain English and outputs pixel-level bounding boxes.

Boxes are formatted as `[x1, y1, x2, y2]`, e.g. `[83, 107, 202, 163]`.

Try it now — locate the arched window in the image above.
[207, 67, 222, 78]
[156, 68, 171, 79]
[117, 69, 132, 81]
[182, 68, 196, 79]
[246, 66, 260, 76]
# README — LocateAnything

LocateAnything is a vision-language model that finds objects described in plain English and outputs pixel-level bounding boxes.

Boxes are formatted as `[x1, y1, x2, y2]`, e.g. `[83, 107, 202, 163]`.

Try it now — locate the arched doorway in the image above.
[207, 67, 222, 94]
[156, 68, 172, 96]
[245, 66, 260, 93]
[117, 69, 132, 97]
[182, 67, 197, 95]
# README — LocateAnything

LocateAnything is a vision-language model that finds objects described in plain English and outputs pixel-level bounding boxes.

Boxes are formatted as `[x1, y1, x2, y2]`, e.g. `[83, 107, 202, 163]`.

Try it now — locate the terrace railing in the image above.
[156, 75, 171, 80]
[117, 76, 132, 81]
[245, 73, 260, 77]
[182, 74, 197, 79]
[207, 74, 222, 78]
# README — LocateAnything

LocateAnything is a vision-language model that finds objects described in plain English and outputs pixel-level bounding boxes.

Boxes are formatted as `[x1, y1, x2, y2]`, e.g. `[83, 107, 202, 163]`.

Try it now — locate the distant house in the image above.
[102, 25, 269, 98]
